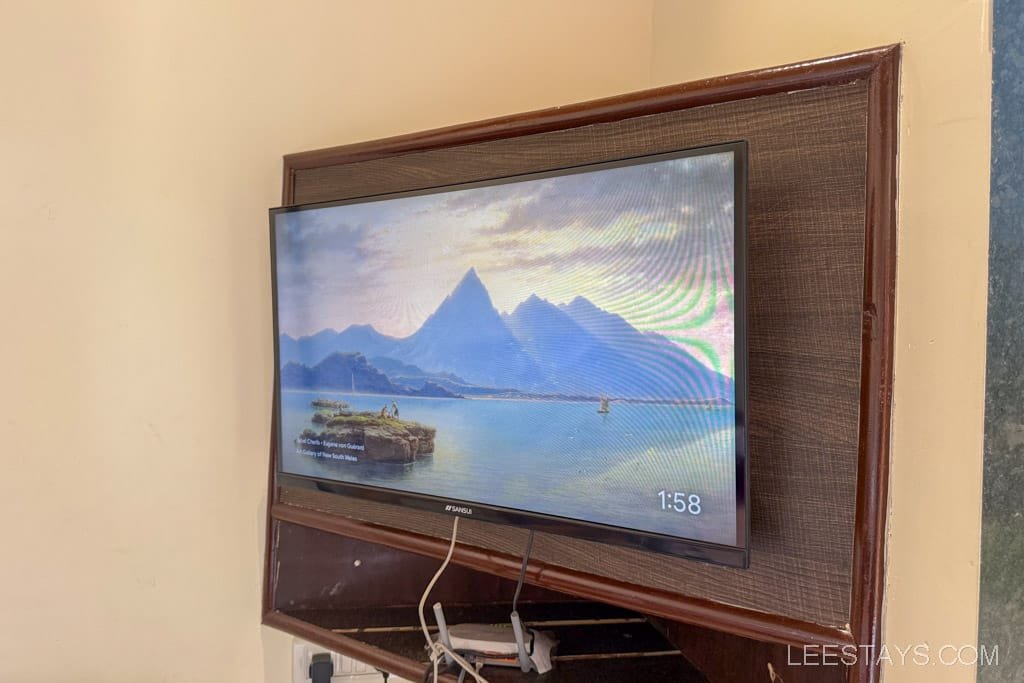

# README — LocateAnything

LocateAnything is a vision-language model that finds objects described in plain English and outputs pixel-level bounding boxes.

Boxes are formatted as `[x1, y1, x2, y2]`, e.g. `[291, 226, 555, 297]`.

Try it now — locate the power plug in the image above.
[292, 639, 397, 682]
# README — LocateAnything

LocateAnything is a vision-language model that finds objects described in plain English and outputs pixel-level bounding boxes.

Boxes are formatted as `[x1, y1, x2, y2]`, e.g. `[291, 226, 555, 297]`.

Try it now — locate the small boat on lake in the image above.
[597, 397, 611, 414]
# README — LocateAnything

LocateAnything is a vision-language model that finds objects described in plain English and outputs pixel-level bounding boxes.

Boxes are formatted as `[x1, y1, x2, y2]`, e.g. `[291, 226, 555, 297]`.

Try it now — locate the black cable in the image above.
[511, 530, 535, 613]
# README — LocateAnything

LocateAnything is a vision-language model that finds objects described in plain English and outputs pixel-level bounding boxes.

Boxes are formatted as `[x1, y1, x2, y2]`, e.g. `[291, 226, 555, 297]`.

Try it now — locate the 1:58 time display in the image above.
[657, 490, 702, 515]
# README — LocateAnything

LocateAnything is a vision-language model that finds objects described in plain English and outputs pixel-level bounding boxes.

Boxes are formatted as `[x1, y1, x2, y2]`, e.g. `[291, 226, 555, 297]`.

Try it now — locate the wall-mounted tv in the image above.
[271, 142, 749, 567]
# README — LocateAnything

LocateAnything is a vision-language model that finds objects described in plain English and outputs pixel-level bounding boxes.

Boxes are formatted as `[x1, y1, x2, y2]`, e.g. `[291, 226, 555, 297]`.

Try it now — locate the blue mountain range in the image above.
[279, 268, 732, 401]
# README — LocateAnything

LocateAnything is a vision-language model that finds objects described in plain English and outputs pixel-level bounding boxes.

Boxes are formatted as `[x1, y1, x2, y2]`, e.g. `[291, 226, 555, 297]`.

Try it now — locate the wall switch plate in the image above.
[292, 639, 393, 682]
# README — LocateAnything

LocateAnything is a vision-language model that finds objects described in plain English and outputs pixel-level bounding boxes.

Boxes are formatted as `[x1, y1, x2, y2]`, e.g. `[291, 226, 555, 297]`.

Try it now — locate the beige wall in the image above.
[0, 2, 653, 681]
[0, 1, 991, 682]
[653, 1, 992, 681]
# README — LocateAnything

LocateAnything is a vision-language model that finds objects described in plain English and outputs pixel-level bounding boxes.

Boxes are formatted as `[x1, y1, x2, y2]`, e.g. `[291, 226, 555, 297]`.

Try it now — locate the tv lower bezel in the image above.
[270, 141, 750, 569]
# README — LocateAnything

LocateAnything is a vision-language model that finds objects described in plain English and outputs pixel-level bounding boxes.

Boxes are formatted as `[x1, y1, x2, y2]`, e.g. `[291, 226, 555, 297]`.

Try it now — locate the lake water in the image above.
[280, 390, 738, 546]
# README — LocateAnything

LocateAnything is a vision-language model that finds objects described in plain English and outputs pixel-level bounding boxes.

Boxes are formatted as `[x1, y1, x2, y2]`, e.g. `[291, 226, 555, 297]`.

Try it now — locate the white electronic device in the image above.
[433, 604, 556, 675]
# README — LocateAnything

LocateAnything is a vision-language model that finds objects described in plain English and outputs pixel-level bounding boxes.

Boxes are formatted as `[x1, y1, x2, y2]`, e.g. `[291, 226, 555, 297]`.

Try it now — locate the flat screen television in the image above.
[271, 141, 749, 567]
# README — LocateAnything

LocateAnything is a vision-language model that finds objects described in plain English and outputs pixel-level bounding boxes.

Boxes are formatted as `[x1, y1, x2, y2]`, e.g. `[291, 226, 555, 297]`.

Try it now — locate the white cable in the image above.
[417, 517, 489, 683]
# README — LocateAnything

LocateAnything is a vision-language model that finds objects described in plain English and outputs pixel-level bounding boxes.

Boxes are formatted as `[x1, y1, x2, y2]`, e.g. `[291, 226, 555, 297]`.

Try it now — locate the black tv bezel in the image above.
[270, 141, 750, 568]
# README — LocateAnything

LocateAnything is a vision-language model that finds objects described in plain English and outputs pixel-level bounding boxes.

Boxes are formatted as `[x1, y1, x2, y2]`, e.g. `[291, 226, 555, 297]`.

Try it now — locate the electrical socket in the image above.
[292, 639, 396, 683]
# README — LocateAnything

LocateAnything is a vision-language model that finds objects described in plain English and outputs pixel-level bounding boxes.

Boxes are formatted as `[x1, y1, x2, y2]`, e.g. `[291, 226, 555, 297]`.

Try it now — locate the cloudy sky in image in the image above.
[274, 151, 737, 375]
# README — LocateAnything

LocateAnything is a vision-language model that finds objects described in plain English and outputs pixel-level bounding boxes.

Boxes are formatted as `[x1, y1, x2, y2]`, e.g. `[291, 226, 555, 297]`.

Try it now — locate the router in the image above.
[433, 604, 556, 675]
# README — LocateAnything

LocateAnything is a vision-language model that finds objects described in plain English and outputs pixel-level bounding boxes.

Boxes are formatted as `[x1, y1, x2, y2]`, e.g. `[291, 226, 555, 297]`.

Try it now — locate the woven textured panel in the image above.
[281, 81, 868, 628]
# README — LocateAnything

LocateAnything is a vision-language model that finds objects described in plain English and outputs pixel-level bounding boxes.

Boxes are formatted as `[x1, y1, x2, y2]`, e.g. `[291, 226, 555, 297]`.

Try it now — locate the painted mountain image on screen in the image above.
[273, 150, 740, 547]
[280, 267, 732, 402]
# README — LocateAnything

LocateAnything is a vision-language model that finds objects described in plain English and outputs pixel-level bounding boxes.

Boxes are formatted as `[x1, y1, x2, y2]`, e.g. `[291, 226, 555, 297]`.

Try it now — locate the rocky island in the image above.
[298, 399, 436, 464]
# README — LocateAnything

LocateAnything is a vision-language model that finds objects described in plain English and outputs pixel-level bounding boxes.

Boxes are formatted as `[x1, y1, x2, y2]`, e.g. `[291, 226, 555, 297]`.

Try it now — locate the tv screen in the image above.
[271, 142, 748, 567]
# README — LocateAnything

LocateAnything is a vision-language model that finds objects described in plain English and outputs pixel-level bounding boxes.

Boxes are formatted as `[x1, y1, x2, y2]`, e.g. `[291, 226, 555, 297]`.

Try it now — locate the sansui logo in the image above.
[445, 504, 473, 515]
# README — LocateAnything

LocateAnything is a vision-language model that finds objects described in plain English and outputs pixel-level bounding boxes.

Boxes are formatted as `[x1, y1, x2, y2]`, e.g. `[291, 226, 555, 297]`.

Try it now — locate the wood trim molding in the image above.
[850, 45, 900, 683]
[261, 391, 281, 617]
[264, 610, 446, 682]
[266, 44, 901, 683]
[281, 45, 896, 205]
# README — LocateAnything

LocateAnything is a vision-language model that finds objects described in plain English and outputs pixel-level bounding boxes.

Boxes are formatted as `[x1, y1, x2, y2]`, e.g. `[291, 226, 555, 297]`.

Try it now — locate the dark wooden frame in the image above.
[263, 45, 899, 683]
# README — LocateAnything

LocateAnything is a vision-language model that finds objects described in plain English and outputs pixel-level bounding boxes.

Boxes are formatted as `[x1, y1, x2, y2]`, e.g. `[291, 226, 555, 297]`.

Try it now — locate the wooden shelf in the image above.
[282, 602, 707, 682]
[265, 519, 848, 683]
